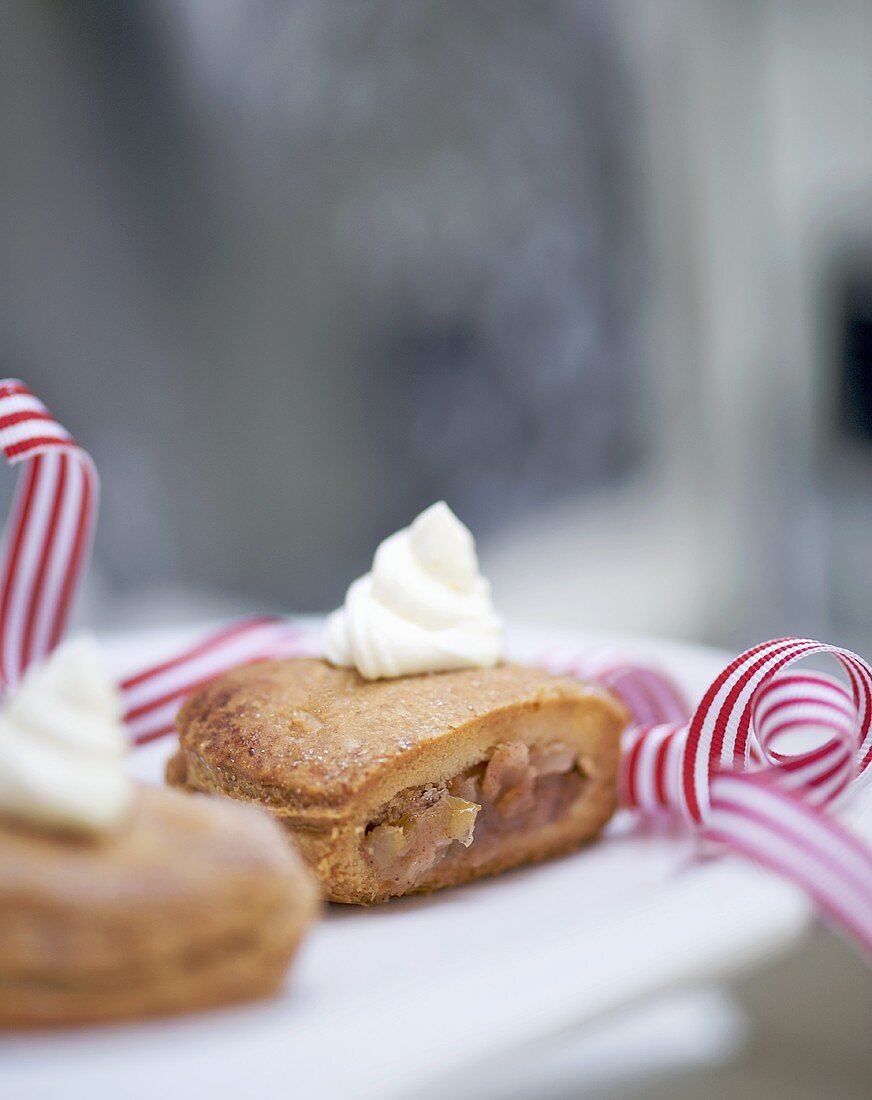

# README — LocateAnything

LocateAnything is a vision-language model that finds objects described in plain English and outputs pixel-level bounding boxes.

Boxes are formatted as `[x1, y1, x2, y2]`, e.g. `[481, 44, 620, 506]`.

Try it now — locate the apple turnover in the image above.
[168, 657, 627, 904]
[0, 785, 319, 1027]
[0, 636, 319, 1027]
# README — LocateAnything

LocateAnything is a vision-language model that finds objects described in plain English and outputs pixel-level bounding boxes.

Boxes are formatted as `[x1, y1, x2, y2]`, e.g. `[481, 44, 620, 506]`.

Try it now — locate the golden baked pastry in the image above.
[0, 784, 319, 1027]
[168, 658, 627, 905]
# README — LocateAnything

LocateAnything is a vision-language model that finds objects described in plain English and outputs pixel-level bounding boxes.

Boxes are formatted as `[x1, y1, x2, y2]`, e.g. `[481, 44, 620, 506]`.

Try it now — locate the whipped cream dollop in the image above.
[324, 501, 504, 679]
[0, 636, 132, 836]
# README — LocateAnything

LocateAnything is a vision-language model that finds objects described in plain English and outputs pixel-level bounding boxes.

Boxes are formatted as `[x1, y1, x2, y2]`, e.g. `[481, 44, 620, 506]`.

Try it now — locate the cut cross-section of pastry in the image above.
[168, 658, 628, 904]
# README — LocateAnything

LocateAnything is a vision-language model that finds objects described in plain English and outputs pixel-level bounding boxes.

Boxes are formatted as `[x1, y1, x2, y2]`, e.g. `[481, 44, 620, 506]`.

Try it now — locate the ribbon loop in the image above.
[0, 380, 98, 691]
[621, 638, 872, 955]
[751, 670, 857, 808]
[680, 639, 872, 824]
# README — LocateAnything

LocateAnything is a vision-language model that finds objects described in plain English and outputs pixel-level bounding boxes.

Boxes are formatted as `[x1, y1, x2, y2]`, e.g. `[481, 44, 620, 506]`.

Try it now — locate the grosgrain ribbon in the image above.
[621, 639, 872, 953]
[2, 380, 871, 957]
[121, 615, 311, 744]
[535, 636, 872, 952]
[0, 380, 98, 690]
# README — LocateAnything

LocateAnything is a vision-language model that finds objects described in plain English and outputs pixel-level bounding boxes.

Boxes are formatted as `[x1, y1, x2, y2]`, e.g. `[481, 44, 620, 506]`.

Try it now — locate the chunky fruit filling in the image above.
[363, 741, 589, 889]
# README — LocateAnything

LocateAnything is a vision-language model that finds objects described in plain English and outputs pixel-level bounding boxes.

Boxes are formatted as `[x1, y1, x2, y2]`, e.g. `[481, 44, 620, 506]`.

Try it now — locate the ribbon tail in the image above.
[707, 771, 872, 955]
[121, 616, 315, 744]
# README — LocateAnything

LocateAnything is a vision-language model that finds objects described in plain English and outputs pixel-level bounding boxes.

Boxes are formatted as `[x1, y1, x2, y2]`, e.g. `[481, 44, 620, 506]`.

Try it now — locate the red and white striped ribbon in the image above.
[530, 644, 690, 727]
[622, 638, 872, 954]
[0, 380, 97, 691]
[121, 616, 314, 744]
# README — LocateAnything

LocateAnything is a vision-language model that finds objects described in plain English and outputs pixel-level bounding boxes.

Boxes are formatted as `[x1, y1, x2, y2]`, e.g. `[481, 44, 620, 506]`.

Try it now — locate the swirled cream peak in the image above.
[324, 501, 504, 679]
[0, 635, 132, 836]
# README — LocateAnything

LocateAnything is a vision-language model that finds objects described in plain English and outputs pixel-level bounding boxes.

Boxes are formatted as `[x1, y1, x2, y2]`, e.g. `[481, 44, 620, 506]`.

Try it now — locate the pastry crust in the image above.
[169, 658, 628, 905]
[0, 785, 319, 1027]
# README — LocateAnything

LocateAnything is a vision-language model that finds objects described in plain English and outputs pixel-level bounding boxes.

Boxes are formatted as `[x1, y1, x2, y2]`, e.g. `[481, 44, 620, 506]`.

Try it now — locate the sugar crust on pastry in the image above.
[168, 658, 628, 905]
[0, 784, 319, 1027]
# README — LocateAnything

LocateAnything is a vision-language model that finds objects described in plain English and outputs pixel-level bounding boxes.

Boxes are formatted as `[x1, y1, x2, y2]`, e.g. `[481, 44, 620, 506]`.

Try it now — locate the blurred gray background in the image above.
[1, 0, 643, 620]
[1, 3, 871, 1095]
[3, 0, 870, 655]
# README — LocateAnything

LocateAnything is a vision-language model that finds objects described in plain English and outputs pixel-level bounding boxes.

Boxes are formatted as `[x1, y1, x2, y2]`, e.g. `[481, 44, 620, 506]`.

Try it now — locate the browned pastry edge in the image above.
[0, 785, 320, 1027]
[0, 913, 307, 1028]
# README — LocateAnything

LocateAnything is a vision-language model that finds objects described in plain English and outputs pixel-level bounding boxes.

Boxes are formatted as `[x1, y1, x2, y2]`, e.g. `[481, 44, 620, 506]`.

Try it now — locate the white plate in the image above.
[0, 626, 832, 1100]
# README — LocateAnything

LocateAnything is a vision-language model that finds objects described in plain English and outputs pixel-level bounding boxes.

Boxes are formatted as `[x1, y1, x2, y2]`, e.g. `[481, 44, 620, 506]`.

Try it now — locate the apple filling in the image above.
[363, 741, 590, 890]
